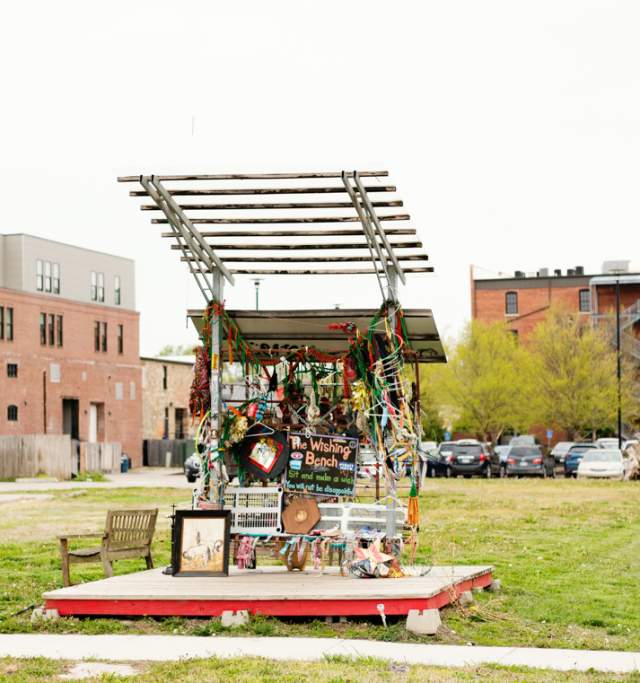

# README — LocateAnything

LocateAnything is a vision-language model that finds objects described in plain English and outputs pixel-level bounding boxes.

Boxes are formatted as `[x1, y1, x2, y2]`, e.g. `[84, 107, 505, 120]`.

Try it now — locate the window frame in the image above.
[52, 262, 60, 294]
[40, 313, 47, 345]
[0, 306, 3, 341]
[6, 307, 13, 341]
[44, 260, 52, 293]
[36, 259, 44, 291]
[56, 314, 63, 347]
[101, 321, 107, 352]
[48, 313, 55, 346]
[114, 276, 121, 306]
[578, 288, 591, 313]
[97, 272, 105, 303]
[94, 321, 100, 352]
[162, 365, 168, 391]
[117, 324, 123, 354]
[505, 291, 519, 316]
[7, 363, 18, 378]
[7, 405, 18, 421]
[90, 271, 97, 301]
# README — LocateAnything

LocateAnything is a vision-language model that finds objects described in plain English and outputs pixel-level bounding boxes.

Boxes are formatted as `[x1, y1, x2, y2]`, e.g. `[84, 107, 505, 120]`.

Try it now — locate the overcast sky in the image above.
[1, 1, 638, 354]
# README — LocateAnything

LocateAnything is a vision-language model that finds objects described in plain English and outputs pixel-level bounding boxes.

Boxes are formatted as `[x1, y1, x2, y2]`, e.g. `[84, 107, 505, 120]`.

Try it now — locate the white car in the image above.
[595, 438, 621, 449]
[577, 449, 624, 480]
[550, 441, 574, 463]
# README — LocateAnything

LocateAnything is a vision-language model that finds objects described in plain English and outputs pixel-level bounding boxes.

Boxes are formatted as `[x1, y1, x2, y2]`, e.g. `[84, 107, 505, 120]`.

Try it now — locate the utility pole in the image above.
[616, 278, 622, 449]
[252, 279, 263, 311]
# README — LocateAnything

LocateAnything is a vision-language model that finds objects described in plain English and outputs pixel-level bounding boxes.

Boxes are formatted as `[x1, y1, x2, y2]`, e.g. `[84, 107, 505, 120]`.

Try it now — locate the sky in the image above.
[1, 1, 639, 355]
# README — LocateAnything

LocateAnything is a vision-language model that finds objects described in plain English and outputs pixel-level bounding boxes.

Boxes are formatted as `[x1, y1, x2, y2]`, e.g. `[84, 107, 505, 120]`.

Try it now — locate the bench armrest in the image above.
[58, 533, 105, 540]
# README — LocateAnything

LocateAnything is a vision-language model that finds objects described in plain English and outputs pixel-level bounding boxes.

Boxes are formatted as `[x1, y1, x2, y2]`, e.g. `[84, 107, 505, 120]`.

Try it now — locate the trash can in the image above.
[120, 455, 130, 474]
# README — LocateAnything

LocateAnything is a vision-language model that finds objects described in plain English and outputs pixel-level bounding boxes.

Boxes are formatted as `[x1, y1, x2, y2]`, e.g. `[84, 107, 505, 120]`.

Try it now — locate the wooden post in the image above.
[209, 270, 224, 505]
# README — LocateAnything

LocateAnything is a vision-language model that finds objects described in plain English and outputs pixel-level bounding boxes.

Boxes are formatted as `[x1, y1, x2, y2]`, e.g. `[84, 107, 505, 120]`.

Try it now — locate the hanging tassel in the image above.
[407, 476, 420, 527]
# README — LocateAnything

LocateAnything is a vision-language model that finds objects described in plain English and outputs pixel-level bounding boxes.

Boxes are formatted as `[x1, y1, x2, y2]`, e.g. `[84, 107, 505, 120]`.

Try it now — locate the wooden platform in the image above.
[43, 565, 493, 618]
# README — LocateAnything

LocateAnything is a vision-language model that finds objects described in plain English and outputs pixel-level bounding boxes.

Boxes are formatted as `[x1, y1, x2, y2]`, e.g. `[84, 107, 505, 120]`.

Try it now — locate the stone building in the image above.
[0, 233, 142, 464]
[140, 356, 195, 440]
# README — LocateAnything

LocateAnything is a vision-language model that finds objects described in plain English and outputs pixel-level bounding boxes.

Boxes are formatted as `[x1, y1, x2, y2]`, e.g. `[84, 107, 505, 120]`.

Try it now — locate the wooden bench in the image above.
[59, 509, 158, 587]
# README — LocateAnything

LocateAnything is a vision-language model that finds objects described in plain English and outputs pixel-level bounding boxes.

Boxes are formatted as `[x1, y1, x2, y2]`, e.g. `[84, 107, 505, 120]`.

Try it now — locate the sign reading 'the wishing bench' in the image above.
[285, 432, 359, 497]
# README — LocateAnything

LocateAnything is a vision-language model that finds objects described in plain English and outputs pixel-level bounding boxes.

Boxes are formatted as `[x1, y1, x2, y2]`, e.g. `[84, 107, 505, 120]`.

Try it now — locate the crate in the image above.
[223, 486, 283, 535]
[317, 502, 406, 536]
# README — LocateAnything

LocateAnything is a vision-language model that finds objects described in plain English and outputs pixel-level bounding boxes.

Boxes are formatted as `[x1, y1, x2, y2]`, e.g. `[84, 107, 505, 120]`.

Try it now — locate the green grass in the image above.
[0, 479, 638, 652]
[72, 471, 108, 483]
[1, 657, 639, 683]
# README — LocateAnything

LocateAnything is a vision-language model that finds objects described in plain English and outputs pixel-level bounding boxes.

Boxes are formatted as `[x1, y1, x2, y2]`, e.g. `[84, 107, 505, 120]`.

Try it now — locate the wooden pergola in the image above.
[117, 170, 433, 304]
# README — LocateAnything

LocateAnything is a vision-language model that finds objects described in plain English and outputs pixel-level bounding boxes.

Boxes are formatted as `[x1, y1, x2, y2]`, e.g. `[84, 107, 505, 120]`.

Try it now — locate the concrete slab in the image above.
[0, 635, 637, 673]
[59, 662, 138, 679]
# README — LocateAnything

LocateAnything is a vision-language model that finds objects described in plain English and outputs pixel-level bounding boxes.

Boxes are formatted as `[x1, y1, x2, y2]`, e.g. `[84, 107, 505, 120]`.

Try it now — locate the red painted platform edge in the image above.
[45, 571, 493, 618]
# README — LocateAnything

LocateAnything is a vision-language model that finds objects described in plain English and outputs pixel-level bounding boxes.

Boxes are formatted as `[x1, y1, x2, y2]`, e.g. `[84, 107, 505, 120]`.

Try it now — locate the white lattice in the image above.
[223, 486, 283, 534]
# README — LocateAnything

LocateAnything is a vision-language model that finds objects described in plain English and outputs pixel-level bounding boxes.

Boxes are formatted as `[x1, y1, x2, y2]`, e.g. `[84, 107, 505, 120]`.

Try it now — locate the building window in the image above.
[91, 272, 97, 301]
[579, 289, 591, 313]
[114, 276, 121, 305]
[175, 408, 185, 439]
[101, 322, 107, 352]
[163, 407, 169, 439]
[7, 405, 18, 421]
[0, 306, 3, 341]
[44, 261, 52, 292]
[56, 315, 63, 347]
[162, 365, 168, 390]
[117, 324, 123, 354]
[40, 313, 47, 345]
[52, 263, 60, 294]
[505, 291, 518, 315]
[48, 313, 55, 346]
[7, 307, 13, 341]
[7, 363, 18, 378]
[97, 272, 105, 303]
[36, 260, 44, 291]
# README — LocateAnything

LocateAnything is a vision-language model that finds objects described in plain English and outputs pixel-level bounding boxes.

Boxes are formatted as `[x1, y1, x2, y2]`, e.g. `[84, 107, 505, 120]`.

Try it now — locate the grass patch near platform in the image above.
[0, 479, 638, 652]
[1, 657, 640, 683]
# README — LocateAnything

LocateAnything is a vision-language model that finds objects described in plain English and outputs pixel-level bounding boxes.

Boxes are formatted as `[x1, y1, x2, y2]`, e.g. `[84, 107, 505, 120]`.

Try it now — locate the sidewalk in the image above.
[0, 468, 193, 493]
[0, 635, 638, 673]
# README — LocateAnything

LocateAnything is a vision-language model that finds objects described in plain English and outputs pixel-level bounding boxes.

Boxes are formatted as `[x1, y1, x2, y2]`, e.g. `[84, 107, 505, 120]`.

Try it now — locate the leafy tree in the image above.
[157, 343, 196, 357]
[529, 308, 635, 440]
[425, 321, 532, 444]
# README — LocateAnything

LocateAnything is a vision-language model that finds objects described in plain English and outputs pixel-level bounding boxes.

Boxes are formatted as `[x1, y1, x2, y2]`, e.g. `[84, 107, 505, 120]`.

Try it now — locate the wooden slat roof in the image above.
[118, 171, 432, 278]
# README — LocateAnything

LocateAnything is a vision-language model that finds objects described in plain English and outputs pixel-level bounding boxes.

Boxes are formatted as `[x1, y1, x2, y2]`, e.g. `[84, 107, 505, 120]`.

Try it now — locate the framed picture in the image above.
[172, 510, 231, 577]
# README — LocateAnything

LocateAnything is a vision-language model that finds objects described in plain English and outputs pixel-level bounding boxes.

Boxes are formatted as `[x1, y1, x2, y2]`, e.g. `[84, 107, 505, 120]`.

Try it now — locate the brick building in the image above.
[471, 262, 640, 348]
[0, 234, 143, 465]
[141, 356, 194, 441]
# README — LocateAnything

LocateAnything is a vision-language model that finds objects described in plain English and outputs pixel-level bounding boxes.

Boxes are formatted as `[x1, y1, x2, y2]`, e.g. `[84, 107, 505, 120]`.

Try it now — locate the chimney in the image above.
[554, 269, 562, 277]
[538, 267, 549, 277]
[575, 265, 584, 275]
[567, 269, 575, 276]
[514, 270, 525, 279]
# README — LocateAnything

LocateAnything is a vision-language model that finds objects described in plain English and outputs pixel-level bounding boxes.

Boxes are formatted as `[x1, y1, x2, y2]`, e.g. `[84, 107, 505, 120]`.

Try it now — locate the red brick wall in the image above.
[0, 288, 142, 466]
[473, 282, 590, 339]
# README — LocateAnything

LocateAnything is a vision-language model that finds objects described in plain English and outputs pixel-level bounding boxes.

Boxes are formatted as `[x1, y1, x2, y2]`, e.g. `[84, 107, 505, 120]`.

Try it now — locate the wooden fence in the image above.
[0, 435, 73, 480]
[79, 442, 122, 474]
[143, 439, 193, 467]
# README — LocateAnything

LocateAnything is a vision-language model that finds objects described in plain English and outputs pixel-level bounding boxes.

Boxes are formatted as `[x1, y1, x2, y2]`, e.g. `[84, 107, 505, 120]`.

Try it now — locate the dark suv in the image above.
[447, 440, 499, 478]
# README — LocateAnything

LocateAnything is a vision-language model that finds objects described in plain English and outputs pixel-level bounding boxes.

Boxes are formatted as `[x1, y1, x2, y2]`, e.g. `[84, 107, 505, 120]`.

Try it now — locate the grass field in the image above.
[2, 656, 640, 683]
[0, 478, 638, 653]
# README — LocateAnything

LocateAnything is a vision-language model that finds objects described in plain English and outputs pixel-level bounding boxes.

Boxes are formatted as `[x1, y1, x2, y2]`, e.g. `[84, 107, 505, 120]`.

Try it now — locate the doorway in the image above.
[62, 399, 79, 440]
[88, 402, 105, 442]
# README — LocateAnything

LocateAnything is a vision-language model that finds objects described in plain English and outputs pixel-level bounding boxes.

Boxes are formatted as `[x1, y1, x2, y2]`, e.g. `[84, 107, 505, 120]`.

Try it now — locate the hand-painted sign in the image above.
[285, 432, 359, 497]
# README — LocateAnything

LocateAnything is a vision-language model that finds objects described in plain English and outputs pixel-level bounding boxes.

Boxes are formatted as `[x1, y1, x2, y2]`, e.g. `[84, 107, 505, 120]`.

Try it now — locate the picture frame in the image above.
[171, 510, 231, 577]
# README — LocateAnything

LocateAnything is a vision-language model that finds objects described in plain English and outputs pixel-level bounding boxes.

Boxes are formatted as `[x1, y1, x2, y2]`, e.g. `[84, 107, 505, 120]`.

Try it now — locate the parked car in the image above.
[420, 441, 438, 455]
[577, 449, 625, 480]
[357, 447, 380, 479]
[505, 445, 555, 478]
[550, 441, 574, 464]
[509, 435, 536, 447]
[422, 446, 450, 478]
[447, 440, 499, 478]
[595, 438, 621, 450]
[563, 443, 598, 478]
[184, 453, 201, 483]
